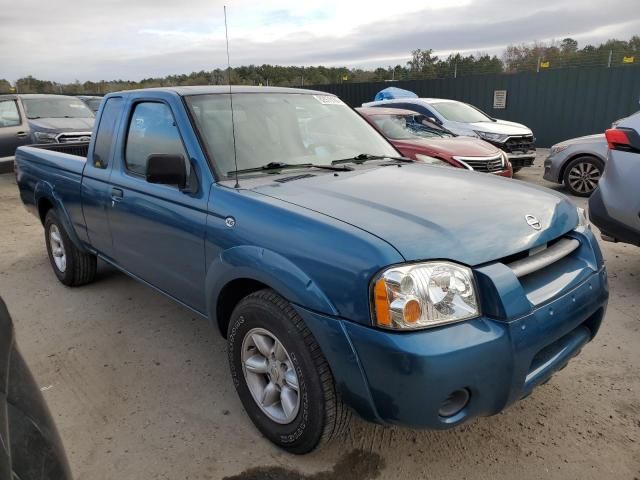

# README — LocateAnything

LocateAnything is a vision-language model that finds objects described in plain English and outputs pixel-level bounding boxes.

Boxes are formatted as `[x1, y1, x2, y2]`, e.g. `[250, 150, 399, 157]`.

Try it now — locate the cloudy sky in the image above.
[1, 0, 639, 82]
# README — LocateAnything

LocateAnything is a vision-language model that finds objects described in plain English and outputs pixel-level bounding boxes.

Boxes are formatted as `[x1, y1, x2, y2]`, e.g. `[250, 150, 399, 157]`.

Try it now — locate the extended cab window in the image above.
[0, 100, 20, 128]
[93, 97, 122, 168]
[125, 102, 188, 176]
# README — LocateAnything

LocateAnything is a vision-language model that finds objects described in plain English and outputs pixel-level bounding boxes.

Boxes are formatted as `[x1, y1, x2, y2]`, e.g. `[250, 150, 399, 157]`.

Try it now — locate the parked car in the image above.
[363, 97, 536, 172]
[589, 113, 640, 246]
[357, 107, 512, 177]
[0, 94, 32, 166]
[16, 86, 608, 454]
[77, 95, 103, 113]
[0, 94, 94, 153]
[0, 297, 72, 480]
[544, 134, 607, 196]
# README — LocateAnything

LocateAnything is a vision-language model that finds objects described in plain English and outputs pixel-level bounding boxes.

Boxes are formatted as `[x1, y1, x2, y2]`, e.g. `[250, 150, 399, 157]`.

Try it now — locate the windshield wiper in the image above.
[331, 153, 413, 165]
[230, 161, 353, 176]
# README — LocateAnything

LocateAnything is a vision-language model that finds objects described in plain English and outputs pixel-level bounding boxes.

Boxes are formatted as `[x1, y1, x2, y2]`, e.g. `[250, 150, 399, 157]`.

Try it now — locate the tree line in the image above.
[1, 36, 638, 95]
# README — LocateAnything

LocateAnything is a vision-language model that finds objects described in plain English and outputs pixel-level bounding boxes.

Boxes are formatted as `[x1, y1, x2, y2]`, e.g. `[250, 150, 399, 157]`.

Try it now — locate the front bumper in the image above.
[543, 153, 563, 183]
[507, 151, 536, 169]
[297, 235, 608, 429]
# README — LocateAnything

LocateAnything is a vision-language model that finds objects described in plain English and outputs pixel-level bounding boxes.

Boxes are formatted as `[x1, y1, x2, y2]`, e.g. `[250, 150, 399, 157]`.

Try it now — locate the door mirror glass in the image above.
[146, 154, 187, 189]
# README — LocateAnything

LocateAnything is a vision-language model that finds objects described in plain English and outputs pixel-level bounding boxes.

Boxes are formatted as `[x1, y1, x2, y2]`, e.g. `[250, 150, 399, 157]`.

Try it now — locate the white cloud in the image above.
[0, 0, 638, 82]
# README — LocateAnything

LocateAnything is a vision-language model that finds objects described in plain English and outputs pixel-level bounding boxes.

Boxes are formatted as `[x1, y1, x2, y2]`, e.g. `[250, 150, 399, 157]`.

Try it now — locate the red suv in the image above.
[357, 107, 513, 177]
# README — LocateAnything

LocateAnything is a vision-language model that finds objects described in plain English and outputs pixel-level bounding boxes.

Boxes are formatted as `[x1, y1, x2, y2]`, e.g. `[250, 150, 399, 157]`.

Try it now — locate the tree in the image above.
[0, 79, 12, 93]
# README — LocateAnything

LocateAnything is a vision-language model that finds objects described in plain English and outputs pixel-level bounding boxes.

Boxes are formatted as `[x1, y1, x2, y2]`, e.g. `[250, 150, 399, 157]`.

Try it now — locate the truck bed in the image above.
[16, 143, 88, 176]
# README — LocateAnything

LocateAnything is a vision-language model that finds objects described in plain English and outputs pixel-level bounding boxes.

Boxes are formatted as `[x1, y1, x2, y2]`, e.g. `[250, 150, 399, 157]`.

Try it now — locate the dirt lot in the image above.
[0, 154, 638, 480]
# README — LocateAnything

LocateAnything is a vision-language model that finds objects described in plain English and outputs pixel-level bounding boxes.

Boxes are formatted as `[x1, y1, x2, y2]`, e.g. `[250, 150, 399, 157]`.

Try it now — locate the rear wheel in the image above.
[44, 210, 97, 286]
[563, 156, 603, 197]
[227, 289, 350, 454]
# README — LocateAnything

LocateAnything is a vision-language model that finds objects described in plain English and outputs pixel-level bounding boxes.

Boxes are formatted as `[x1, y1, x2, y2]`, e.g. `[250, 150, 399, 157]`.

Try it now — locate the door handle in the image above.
[111, 187, 124, 207]
[16, 131, 27, 138]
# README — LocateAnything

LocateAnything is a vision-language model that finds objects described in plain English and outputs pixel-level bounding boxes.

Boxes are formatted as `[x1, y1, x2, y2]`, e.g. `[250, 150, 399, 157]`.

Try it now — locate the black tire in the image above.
[44, 210, 97, 286]
[512, 166, 523, 173]
[227, 289, 350, 454]
[562, 156, 603, 197]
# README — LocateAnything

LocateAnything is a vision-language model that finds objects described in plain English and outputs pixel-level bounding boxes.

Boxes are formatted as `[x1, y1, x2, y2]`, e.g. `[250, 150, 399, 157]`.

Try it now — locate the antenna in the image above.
[224, 5, 240, 189]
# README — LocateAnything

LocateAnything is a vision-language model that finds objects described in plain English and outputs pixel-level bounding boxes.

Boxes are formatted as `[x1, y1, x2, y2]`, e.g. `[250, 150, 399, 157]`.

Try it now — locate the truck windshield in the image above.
[23, 97, 94, 119]
[429, 101, 492, 123]
[186, 93, 398, 177]
[370, 114, 448, 140]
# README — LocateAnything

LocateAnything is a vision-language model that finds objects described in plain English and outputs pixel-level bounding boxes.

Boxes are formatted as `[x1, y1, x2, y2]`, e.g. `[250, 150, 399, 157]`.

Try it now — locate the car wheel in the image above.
[512, 166, 522, 173]
[563, 156, 603, 197]
[227, 289, 350, 454]
[44, 210, 97, 286]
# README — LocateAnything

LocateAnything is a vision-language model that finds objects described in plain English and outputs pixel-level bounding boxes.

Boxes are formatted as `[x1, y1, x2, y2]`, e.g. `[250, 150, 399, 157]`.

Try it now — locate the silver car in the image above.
[543, 134, 607, 197]
[362, 97, 536, 172]
[589, 112, 640, 246]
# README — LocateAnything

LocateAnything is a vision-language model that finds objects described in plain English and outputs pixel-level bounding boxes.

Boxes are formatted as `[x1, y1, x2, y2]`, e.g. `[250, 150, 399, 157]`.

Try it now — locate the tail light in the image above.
[605, 128, 640, 152]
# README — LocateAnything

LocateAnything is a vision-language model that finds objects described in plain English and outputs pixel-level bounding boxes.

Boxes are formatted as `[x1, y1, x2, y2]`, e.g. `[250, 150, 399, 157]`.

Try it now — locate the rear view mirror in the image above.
[146, 154, 187, 189]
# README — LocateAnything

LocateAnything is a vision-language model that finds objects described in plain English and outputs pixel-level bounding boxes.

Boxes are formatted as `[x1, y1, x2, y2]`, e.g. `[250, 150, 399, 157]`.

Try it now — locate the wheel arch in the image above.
[35, 183, 88, 253]
[206, 246, 339, 338]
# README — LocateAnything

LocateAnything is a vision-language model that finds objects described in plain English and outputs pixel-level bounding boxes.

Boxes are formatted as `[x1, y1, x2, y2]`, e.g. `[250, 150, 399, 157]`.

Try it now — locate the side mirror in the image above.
[146, 154, 187, 189]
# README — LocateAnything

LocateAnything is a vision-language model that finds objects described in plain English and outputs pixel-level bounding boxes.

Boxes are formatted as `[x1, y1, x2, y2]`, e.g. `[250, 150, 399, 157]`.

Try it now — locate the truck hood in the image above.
[252, 164, 577, 266]
[27, 117, 94, 133]
[393, 136, 500, 157]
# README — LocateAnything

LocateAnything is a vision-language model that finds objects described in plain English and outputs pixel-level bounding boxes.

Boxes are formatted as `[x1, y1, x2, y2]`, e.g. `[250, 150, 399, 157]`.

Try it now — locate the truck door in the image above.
[81, 96, 123, 257]
[107, 100, 207, 313]
[0, 96, 30, 158]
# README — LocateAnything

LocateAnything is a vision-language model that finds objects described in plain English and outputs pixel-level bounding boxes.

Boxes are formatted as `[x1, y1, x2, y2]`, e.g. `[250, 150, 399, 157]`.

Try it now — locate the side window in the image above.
[125, 102, 187, 176]
[93, 97, 122, 169]
[0, 100, 21, 128]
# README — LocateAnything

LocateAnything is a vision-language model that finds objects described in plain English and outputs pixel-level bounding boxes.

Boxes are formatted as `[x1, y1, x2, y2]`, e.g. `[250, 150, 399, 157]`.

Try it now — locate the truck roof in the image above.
[112, 85, 333, 96]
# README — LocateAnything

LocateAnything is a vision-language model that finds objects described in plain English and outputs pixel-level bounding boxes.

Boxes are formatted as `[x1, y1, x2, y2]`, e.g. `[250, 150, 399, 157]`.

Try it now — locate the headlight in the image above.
[33, 132, 58, 143]
[372, 261, 480, 330]
[551, 144, 569, 154]
[577, 207, 589, 229]
[415, 153, 455, 168]
[474, 130, 509, 143]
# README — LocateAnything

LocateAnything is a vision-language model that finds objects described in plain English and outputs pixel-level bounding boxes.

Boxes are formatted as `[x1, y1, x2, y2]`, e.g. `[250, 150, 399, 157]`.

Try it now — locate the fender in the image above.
[206, 245, 339, 327]
[34, 181, 89, 254]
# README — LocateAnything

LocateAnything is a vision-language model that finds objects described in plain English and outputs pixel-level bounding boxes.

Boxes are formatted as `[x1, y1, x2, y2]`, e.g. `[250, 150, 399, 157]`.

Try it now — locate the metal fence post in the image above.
[607, 50, 612, 68]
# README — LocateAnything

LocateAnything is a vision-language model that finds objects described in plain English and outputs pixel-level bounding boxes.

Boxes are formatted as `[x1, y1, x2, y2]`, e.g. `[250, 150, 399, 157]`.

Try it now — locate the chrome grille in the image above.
[454, 155, 504, 173]
[56, 132, 92, 144]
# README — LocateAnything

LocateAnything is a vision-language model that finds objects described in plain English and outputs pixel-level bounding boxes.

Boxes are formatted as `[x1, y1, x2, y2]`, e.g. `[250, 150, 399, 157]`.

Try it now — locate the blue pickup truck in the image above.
[15, 86, 608, 454]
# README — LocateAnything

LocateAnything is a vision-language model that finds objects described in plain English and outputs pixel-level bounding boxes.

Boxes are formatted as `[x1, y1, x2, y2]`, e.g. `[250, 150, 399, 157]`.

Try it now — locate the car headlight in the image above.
[33, 132, 58, 143]
[474, 131, 509, 143]
[415, 153, 455, 168]
[577, 207, 590, 229]
[551, 144, 569, 154]
[372, 261, 480, 330]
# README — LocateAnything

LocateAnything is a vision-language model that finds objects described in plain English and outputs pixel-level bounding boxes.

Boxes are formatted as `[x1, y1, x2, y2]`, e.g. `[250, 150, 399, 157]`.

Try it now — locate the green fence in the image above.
[310, 66, 640, 147]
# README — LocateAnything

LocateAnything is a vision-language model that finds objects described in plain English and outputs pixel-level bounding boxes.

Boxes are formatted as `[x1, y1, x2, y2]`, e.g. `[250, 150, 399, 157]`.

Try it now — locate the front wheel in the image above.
[44, 210, 97, 286]
[563, 156, 603, 197]
[227, 289, 350, 454]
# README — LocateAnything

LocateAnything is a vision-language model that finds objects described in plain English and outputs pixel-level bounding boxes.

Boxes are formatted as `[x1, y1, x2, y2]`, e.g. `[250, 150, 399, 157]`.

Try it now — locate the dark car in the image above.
[77, 95, 103, 114]
[0, 95, 32, 169]
[357, 107, 512, 177]
[0, 94, 94, 163]
[0, 297, 72, 480]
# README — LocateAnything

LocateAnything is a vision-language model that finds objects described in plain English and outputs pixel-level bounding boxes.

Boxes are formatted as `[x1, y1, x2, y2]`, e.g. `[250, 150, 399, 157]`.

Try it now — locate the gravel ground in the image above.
[0, 153, 638, 480]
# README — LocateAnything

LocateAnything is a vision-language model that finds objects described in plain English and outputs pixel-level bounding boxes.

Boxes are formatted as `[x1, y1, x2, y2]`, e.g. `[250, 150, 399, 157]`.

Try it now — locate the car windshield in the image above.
[186, 93, 398, 177]
[370, 114, 448, 140]
[23, 97, 94, 119]
[430, 101, 492, 123]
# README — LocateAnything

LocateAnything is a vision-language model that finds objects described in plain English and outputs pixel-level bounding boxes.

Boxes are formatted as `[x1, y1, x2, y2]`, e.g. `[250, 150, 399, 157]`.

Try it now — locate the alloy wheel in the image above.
[567, 161, 601, 194]
[241, 327, 300, 424]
